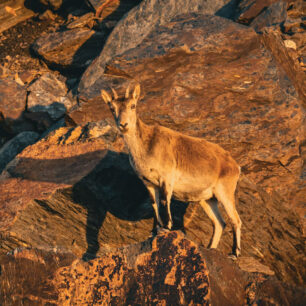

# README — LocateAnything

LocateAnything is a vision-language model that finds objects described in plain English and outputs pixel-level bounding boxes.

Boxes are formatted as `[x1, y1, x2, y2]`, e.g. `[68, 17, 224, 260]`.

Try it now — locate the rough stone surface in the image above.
[0, 78, 26, 121]
[250, 1, 287, 32]
[56, 231, 210, 305]
[32, 28, 105, 71]
[0, 131, 39, 173]
[27, 72, 76, 120]
[78, 0, 237, 93]
[1, 232, 305, 305]
[71, 14, 305, 222]
[235, 0, 281, 24]
[0, 122, 304, 286]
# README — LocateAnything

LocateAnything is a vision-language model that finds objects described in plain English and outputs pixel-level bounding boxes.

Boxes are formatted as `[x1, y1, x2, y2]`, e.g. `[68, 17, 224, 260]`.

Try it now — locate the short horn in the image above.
[125, 85, 130, 99]
[111, 87, 118, 100]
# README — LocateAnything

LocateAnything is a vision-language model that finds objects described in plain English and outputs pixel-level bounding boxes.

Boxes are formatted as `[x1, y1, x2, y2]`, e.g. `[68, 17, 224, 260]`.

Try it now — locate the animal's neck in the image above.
[123, 117, 148, 157]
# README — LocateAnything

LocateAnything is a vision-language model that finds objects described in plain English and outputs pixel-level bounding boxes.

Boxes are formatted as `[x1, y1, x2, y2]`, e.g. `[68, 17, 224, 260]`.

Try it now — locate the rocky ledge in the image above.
[0, 0, 305, 305]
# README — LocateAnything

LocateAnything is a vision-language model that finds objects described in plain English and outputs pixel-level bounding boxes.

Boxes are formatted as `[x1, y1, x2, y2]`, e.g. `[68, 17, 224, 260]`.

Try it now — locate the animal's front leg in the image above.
[161, 181, 174, 230]
[145, 184, 163, 231]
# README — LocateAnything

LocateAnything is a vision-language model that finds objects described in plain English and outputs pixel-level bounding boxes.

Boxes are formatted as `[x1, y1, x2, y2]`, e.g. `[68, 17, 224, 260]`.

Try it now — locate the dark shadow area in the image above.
[215, 0, 240, 20]
[5, 148, 188, 259]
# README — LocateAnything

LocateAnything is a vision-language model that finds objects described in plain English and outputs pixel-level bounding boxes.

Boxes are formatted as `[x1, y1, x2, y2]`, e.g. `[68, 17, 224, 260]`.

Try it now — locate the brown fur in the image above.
[101, 84, 242, 257]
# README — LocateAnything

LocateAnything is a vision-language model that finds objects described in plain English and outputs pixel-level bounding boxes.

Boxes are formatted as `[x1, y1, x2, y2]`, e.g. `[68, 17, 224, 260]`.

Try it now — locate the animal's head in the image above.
[101, 84, 140, 134]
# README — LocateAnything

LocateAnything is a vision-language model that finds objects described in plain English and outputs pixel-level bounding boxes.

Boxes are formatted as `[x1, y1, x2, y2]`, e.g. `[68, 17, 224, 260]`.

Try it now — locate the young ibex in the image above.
[101, 84, 242, 257]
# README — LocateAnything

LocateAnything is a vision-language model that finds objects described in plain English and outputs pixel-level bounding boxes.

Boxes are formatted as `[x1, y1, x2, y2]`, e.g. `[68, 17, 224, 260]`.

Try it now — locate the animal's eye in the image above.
[131, 104, 136, 110]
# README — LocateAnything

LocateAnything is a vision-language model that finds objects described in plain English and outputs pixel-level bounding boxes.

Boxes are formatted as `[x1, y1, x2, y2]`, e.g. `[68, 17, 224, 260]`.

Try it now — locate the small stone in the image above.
[284, 39, 297, 50]
[27, 73, 76, 120]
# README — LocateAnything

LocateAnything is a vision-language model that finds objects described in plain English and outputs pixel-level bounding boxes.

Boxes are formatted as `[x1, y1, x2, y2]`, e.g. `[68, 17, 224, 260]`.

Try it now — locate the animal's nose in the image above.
[120, 123, 128, 128]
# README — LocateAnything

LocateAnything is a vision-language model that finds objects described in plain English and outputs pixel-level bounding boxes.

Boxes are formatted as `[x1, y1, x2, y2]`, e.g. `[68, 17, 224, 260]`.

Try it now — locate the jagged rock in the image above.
[56, 232, 210, 305]
[0, 121, 304, 286]
[250, 1, 287, 32]
[262, 27, 306, 105]
[0, 78, 26, 121]
[27, 73, 76, 120]
[0, 78, 33, 134]
[32, 28, 105, 71]
[235, 0, 280, 24]
[1, 232, 305, 305]
[0, 131, 39, 173]
[78, 0, 236, 93]
[66, 12, 95, 29]
[283, 16, 304, 33]
[71, 14, 305, 223]
[0, 248, 76, 305]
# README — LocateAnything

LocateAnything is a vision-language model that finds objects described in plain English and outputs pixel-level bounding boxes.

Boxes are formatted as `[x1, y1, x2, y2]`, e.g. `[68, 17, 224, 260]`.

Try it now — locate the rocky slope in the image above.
[0, 0, 305, 304]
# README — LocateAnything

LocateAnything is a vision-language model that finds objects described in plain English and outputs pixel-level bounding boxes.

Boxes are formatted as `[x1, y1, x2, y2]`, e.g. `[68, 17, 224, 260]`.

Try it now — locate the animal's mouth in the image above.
[118, 126, 128, 133]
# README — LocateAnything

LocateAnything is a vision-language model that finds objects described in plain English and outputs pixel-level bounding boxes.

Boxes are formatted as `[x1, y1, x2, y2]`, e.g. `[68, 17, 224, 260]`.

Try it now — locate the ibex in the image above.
[101, 84, 242, 257]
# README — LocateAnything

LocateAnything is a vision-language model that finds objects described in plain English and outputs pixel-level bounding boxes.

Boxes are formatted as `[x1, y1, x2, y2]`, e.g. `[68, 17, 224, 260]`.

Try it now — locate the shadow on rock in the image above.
[6, 149, 188, 259]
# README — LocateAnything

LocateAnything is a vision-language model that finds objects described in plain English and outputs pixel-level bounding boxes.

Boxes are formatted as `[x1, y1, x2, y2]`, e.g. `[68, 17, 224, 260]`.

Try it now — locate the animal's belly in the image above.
[172, 175, 214, 202]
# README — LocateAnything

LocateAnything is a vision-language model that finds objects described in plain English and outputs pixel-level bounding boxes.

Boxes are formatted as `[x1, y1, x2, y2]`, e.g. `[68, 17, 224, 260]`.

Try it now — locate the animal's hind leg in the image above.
[199, 198, 226, 249]
[214, 182, 242, 257]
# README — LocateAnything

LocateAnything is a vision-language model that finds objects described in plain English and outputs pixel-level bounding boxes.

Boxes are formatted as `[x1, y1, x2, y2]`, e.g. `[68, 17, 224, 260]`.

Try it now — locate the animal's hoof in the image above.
[158, 227, 170, 234]
[227, 254, 238, 261]
[165, 221, 173, 230]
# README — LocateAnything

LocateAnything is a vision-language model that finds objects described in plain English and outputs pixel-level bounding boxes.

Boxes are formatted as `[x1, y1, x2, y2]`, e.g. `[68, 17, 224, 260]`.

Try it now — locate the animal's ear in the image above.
[133, 84, 140, 101]
[101, 90, 112, 104]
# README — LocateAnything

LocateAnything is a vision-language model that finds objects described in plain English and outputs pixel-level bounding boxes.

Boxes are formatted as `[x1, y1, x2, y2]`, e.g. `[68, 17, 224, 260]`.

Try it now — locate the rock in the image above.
[0, 120, 304, 286]
[0, 78, 26, 121]
[0, 131, 39, 173]
[66, 12, 95, 29]
[72, 14, 305, 220]
[0, 248, 76, 305]
[284, 39, 297, 50]
[38, 9, 57, 21]
[57, 231, 210, 305]
[0, 78, 33, 134]
[78, 0, 237, 92]
[0, 0, 35, 34]
[283, 16, 304, 33]
[235, 0, 280, 24]
[237, 256, 275, 275]
[262, 27, 306, 105]
[1, 232, 305, 305]
[27, 73, 76, 120]
[250, 1, 287, 32]
[32, 28, 105, 72]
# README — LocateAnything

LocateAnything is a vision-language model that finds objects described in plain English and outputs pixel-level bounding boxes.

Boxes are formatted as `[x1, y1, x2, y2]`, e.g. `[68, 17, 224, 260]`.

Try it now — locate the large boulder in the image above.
[0, 120, 304, 286]
[70, 14, 305, 220]
[1, 232, 304, 305]
[78, 0, 237, 93]
[32, 28, 105, 72]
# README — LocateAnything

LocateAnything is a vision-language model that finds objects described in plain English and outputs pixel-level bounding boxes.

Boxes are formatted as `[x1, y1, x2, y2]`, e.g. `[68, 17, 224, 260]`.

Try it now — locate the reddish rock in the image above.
[235, 0, 282, 24]
[32, 28, 105, 71]
[56, 231, 210, 305]
[0, 78, 26, 121]
[250, 1, 287, 32]
[1, 232, 304, 305]
[0, 120, 304, 286]
[72, 14, 305, 220]
[27, 72, 76, 120]
[79, 0, 236, 92]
